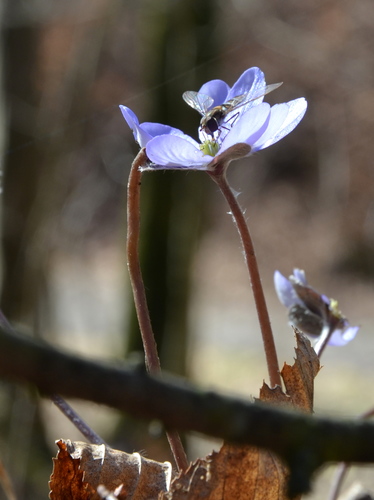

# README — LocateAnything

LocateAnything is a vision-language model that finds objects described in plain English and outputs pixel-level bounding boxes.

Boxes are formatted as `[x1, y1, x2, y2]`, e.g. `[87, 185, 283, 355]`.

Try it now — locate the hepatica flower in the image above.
[120, 67, 307, 170]
[274, 269, 359, 346]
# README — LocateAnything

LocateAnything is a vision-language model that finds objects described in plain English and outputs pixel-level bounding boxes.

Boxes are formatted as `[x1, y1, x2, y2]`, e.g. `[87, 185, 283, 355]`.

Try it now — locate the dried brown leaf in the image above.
[259, 383, 291, 407]
[161, 445, 290, 500]
[162, 331, 319, 500]
[49, 439, 172, 500]
[49, 440, 94, 500]
[280, 329, 320, 413]
[259, 330, 320, 413]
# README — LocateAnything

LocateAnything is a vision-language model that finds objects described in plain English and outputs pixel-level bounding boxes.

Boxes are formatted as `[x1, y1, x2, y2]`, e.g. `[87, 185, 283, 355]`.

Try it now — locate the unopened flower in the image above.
[274, 269, 359, 346]
[120, 67, 307, 170]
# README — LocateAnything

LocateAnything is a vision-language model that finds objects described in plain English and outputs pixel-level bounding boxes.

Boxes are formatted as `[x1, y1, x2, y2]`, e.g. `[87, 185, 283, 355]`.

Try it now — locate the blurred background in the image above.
[1, 0, 374, 498]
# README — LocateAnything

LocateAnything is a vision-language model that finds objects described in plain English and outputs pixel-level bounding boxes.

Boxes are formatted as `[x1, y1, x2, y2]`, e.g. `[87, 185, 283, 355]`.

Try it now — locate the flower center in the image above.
[199, 139, 220, 157]
[328, 298, 343, 319]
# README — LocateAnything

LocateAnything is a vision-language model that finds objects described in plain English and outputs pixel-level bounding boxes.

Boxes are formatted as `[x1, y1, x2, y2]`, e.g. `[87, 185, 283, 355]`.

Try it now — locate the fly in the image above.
[183, 82, 282, 137]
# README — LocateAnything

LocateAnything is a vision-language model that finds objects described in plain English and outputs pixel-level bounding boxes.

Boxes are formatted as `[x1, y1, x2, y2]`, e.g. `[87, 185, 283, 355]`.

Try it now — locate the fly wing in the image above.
[250, 82, 283, 102]
[224, 93, 248, 109]
[226, 82, 283, 111]
[182, 91, 214, 116]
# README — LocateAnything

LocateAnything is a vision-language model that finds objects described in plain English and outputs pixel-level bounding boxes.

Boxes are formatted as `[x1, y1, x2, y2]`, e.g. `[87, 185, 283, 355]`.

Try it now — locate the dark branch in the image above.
[0, 325, 373, 495]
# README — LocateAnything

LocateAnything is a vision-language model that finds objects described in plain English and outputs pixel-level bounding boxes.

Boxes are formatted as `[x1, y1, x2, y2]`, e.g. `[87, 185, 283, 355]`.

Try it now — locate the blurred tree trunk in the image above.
[1, 2, 119, 497]
[0, 3, 4, 255]
[0, 3, 4, 179]
[1, 8, 44, 325]
[1, 2, 114, 329]
[1, 6, 54, 499]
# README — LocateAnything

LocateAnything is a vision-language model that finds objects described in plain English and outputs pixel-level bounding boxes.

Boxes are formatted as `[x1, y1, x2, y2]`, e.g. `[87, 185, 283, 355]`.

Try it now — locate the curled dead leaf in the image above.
[49, 440, 93, 499]
[49, 439, 172, 499]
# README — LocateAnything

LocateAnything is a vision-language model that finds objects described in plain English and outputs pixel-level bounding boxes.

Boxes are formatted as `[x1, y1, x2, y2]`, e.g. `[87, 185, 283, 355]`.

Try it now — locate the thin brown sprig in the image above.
[126, 149, 188, 471]
[328, 407, 374, 500]
[51, 394, 107, 445]
[0, 310, 105, 445]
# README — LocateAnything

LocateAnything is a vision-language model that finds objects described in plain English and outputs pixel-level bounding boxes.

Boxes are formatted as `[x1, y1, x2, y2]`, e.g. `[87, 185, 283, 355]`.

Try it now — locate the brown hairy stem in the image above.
[126, 150, 188, 471]
[207, 150, 281, 388]
[126, 150, 160, 373]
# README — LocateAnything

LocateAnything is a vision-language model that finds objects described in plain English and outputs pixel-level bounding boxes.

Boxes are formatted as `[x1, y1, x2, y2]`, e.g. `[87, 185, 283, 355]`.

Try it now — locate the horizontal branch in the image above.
[0, 325, 373, 495]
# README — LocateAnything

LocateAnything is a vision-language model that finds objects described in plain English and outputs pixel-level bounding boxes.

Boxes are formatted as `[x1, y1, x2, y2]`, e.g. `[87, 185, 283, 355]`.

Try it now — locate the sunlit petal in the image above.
[220, 103, 271, 152]
[146, 135, 212, 169]
[252, 98, 307, 152]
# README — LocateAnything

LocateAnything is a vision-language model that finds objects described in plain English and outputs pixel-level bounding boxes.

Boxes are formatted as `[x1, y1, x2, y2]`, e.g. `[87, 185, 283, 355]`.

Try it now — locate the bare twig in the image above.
[328, 462, 349, 500]
[3, 325, 374, 496]
[328, 408, 374, 500]
[50, 394, 106, 445]
[0, 309, 105, 446]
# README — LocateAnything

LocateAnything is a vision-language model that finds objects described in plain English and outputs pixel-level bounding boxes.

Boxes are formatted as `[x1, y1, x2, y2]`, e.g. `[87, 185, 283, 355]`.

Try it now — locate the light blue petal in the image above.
[252, 98, 307, 152]
[321, 294, 330, 305]
[274, 270, 304, 308]
[120, 106, 186, 147]
[198, 79, 230, 107]
[141, 122, 186, 138]
[120, 105, 152, 147]
[328, 324, 359, 346]
[219, 103, 270, 153]
[146, 135, 212, 169]
[119, 105, 139, 128]
[292, 268, 307, 285]
[250, 104, 289, 152]
[228, 67, 266, 103]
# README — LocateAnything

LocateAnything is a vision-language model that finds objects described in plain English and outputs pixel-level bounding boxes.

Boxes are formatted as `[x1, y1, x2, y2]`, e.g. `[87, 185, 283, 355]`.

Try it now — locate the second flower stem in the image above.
[208, 169, 281, 388]
[127, 150, 188, 471]
[314, 324, 334, 358]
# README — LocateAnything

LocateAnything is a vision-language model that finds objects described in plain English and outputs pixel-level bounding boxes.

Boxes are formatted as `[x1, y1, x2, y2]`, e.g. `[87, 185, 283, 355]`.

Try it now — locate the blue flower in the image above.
[274, 269, 359, 346]
[120, 67, 307, 170]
